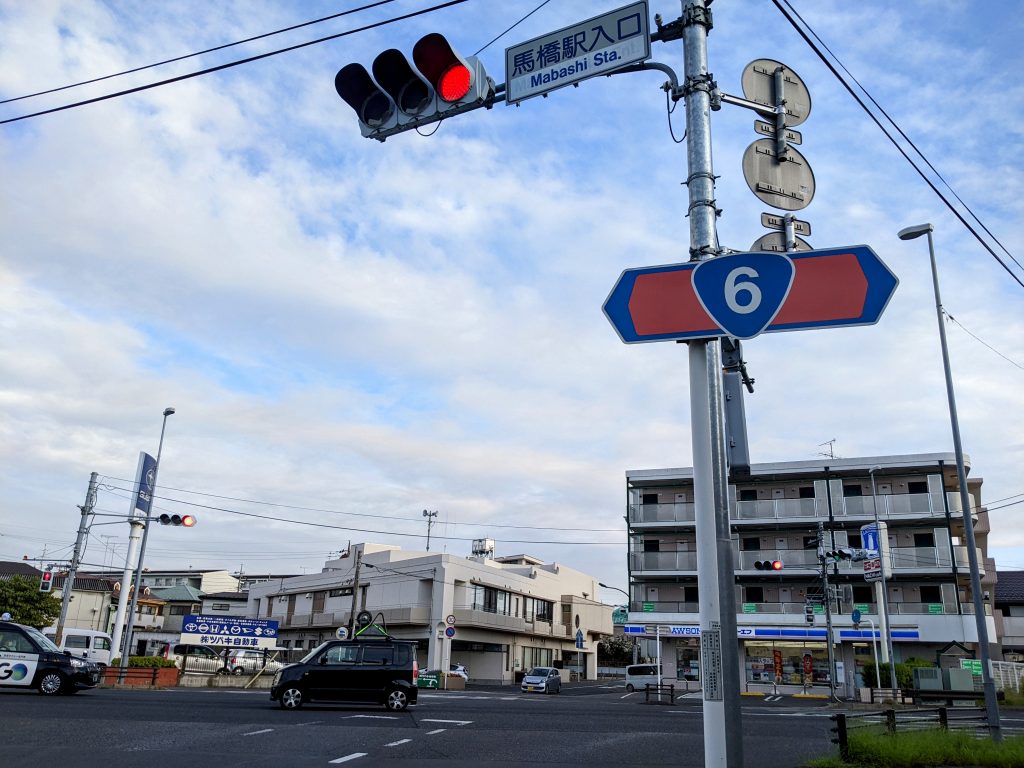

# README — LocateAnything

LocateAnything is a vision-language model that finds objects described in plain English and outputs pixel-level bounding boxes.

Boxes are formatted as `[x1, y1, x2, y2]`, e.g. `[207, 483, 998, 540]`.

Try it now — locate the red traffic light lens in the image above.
[437, 63, 471, 102]
[181, 515, 196, 527]
[771, 560, 783, 570]
[42, 572, 52, 581]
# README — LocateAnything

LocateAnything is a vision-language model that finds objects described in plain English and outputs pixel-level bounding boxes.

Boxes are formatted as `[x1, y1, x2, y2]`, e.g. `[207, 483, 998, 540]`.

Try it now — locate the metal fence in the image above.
[831, 708, 991, 760]
[991, 661, 1024, 693]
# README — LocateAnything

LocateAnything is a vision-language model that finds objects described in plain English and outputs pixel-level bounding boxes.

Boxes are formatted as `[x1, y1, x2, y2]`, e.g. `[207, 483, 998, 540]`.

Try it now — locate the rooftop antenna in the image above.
[817, 438, 838, 460]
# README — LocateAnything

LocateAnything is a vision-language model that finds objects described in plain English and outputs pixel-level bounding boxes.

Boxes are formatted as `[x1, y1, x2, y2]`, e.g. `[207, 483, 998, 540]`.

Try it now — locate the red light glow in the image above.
[181, 515, 196, 527]
[771, 560, 783, 571]
[438, 64, 471, 102]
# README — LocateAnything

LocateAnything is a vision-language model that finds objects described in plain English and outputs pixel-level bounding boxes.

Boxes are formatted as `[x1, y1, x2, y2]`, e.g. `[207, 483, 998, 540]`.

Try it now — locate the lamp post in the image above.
[863, 616, 881, 689]
[868, 466, 896, 681]
[599, 582, 637, 664]
[119, 407, 174, 677]
[897, 223, 1001, 739]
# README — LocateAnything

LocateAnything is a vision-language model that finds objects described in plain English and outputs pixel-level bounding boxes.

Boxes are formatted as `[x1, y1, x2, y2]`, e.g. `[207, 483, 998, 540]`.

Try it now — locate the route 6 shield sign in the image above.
[692, 253, 795, 339]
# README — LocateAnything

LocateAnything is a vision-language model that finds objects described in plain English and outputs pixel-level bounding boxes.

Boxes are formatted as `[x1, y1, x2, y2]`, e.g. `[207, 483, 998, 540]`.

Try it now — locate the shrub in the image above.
[109, 656, 178, 668]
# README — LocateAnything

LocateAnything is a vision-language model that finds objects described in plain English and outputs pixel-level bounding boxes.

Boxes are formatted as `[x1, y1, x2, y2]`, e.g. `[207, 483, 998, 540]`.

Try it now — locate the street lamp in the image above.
[863, 616, 881, 689]
[897, 223, 1001, 739]
[867, 466, 895, 683]
[119, 407, 175, 676]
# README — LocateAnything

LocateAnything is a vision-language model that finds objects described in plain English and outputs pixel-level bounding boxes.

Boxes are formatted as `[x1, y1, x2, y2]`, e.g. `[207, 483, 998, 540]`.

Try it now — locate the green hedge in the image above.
[862, 657, 935, 688]
[109, 656, 178, 668]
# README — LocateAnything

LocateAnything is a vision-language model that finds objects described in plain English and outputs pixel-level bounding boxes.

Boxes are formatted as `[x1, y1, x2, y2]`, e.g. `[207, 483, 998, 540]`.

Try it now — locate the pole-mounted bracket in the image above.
[652, 14, 685, 43]
[682, 2, 713, 31]
[681, 73, 716, 98]
[686, 198, 721, 219]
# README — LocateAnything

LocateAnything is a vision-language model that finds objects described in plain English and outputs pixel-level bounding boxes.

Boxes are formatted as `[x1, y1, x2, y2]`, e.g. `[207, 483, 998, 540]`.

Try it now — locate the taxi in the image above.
[0, 620, 101, 695]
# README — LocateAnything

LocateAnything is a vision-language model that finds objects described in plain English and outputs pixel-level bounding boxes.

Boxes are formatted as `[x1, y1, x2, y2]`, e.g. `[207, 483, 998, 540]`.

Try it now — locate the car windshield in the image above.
[300, 641, 331, 664]
[527, 667, 551, 677]
[24, 626, 61, 652]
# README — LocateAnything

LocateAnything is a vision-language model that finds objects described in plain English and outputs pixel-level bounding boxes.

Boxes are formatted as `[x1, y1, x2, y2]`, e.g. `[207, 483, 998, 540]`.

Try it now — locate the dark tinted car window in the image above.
[323, 645, 360, 665]
[0, 630, 34, 653]
[65, 635, 89, 649]
[361, 647, 393, 665]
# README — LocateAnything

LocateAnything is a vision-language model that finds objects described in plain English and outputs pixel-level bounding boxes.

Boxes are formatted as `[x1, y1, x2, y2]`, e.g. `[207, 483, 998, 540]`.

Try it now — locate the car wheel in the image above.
[278, 685, 304, 710]
[385, 688, 409, 711]
[626, 684, 635, 692]
[232, 667, 244, 676]
[38, 671, 66, 695]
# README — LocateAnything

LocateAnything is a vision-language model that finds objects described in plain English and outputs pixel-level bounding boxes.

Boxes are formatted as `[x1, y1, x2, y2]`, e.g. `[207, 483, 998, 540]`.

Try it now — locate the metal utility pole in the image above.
[55, 472, 98, 645]
[817, 522, 838, 700]
[868, 468, 896, 678]
[348, 547, 363, 638]
[680, 2, 741, 767]
[423, 509, 438, 551]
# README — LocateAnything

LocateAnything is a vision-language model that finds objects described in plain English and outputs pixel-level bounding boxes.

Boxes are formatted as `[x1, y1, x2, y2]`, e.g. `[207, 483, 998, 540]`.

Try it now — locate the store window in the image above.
[744, 641, 829, 685]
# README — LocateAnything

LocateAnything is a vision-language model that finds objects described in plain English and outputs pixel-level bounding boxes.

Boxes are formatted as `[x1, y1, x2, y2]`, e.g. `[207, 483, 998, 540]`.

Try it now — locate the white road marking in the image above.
[328, 753, 367, 764]
[242, 728, 274, 736]
[421, 718, 472, 726]
[385, 739, 412, 747]
[426, 729, 446, 735]
[294, 721, 323, 726]
[346, 714, 398, 720]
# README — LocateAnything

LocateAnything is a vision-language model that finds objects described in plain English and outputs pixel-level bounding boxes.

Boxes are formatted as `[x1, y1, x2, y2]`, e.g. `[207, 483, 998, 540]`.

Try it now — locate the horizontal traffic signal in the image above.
[159, 514, 196, 527]
[39, 571, 54, 593]
[754, 559, 783, 571]
[335, 32, 494, 139]
[824, 549, 853, 562]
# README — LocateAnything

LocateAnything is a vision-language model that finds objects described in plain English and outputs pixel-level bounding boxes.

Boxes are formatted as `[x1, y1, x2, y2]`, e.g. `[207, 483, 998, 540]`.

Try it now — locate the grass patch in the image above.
[806, 729, 1024, 768]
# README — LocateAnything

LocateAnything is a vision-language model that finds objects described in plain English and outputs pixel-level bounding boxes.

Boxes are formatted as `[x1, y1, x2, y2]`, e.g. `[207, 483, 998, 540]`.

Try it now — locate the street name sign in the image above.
[505, 1, 650, 105]
[603, 245, 898, 343]
[180, 614, 279, 649]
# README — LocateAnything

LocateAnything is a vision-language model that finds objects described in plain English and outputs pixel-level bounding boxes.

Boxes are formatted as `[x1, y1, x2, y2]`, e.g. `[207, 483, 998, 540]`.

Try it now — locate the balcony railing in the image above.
[628, 491, 965, 527]
[628, 600, 990, 616]
[630, 551, 699, 572]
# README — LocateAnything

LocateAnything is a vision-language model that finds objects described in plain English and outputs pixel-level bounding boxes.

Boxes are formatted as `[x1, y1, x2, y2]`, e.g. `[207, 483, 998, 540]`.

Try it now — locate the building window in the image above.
[739, 489, 758, 502]
[169, 606, 189, 616]
[843, 485, 863, 497]
[798, 486, 815, 499]
[852, 586, 873, 604]
[919, 585, 942, 603]
[745, 586, 764, 603]
[847, 533, 862, 548]
[211, 603, 231, 611]
[328, 587, 353, 597]
[642, 493, 658, 505]
[741, 537, 760, 551]
[643, 539, 660, 553]
[802, 536, 817, 549]
[913, 532, 935, 548]
[684, 586, 699, 603]
[908, 481, 928, 494]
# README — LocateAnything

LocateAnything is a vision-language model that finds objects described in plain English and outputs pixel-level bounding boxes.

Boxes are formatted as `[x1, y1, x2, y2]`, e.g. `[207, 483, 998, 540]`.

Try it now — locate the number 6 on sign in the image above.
[692, 252, 795, 339]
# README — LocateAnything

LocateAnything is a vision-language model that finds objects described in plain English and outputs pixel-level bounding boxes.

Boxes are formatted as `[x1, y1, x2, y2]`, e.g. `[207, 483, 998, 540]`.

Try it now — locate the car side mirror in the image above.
[319, 656, 328, 665]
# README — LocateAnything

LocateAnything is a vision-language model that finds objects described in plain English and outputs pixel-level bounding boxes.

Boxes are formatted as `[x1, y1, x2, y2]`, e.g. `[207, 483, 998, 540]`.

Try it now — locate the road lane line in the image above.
[346, 714, 398, 720]
[242, 728, 274, 736]
[421, 719, 472, 726]
[329, 754, 367, 764]
[294, 721, 323, 726]
[426, 729, 446, 735]
[385, 739, 412, 747]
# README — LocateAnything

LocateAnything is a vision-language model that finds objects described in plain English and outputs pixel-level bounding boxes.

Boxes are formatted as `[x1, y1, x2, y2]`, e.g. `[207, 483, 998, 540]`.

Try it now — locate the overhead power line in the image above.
[0, 0, 398, 105]
[0, 0, 470, 125]
[772, 0, 1024, 290]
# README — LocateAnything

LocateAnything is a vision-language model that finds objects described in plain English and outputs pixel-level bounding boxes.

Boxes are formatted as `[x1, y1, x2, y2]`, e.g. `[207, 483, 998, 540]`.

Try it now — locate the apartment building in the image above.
[246, 542, 613, 684]
[625, 452, 997, 694]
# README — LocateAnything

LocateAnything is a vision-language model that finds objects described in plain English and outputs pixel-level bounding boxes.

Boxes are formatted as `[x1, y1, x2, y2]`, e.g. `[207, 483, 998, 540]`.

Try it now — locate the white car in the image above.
[449, 663, 469, 681]
[226, 648, 284, 676]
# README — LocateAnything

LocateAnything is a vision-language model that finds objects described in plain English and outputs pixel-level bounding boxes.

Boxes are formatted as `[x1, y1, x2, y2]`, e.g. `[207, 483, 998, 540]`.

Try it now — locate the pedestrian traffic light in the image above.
[754, 559, 783, 571]
[159, 513, 196, 527]
[335, 32, 494, 140]
[39, 571, 53, 593]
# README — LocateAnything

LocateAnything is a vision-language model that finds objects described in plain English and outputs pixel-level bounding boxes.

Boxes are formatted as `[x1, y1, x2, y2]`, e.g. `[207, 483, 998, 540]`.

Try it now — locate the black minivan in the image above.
[270, 638, 418, 711]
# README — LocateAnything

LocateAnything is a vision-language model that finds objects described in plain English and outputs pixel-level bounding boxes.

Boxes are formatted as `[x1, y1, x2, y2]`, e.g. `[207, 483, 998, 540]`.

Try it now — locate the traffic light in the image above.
[824, 548, 853, 563]
[754, 559, 783, 571]
[159, 513, 196, 527]
[804, 603, 815, 624]
[335, 33, 494, 140]
[39, 571, 53, 593]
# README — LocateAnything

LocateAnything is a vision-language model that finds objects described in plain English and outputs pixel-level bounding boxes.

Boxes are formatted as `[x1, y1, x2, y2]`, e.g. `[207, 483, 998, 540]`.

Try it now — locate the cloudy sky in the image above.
[2, 1, 1022, 600]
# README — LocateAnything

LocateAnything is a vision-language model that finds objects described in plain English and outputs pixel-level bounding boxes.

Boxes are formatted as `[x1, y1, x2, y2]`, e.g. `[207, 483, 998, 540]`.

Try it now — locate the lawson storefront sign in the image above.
[624, 624, 830, 639]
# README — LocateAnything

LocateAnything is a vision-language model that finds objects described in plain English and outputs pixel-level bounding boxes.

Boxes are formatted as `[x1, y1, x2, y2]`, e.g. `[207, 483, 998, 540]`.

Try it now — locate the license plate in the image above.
[527, 686, 535, 691]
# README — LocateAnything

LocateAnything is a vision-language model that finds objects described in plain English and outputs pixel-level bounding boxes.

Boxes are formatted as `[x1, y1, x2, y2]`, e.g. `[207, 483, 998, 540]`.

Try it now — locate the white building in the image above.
[625, 453, 998, 694]
[245, 542, 613, 684]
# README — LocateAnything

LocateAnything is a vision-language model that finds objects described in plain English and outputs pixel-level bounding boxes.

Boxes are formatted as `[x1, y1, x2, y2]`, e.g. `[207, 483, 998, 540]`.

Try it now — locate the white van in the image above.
[624, 663, 660, 692]
[43, 628, 113, 667]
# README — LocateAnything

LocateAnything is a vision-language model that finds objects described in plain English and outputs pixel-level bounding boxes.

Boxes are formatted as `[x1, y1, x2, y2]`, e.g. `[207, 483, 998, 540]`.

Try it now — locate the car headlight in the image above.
[69, 658, 86, 668]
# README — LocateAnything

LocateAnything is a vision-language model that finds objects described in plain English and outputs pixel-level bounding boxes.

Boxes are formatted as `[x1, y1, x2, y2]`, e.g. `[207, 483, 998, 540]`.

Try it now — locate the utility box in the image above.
[943, 667, 975, 691]
[913, 667, 942, 690]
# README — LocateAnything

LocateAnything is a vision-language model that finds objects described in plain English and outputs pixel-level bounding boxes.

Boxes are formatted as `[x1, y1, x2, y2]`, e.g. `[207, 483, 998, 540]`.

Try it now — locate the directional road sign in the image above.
[603, 245, 898, 343]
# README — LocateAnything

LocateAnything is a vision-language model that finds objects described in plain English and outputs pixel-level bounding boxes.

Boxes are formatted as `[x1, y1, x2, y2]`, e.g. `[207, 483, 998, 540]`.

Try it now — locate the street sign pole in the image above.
[681, 4, 740, 767]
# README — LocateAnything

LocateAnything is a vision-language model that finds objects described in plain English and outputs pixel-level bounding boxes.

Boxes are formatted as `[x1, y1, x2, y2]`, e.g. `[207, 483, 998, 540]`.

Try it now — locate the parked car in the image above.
[520, 666, 561, 694]
[624, 663, 659, 692]
[271, 637, 419, 711]
[157, 643, 228, 674]
[448, 663, 469, 680]
[0, 620, 101, 695]
[42, 628, 113, 668]
[226, 648, 284, 676]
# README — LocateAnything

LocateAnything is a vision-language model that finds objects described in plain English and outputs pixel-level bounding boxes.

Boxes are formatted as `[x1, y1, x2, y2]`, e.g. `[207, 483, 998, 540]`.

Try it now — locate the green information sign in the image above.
[927, 603, 944, 614]
[642, 602, 655, 612]
[854, 603, 870, 614]
[742, 603, 758, 614]
[960, 659, 983, 675]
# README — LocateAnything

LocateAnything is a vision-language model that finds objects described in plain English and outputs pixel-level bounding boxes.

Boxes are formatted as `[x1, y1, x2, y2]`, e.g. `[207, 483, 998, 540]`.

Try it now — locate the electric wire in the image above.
[0, 0, 398, 106]
[771, 0, 1024, 290]
[98, 476, 624, 532]
[945, 312, 1024, 372]
[0, 0, 471, 126]
[472, 0, 552, 56]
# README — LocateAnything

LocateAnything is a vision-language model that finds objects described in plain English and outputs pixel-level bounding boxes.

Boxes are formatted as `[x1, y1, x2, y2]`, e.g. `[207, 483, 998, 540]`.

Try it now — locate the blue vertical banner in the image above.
[133, 451, 157, 515]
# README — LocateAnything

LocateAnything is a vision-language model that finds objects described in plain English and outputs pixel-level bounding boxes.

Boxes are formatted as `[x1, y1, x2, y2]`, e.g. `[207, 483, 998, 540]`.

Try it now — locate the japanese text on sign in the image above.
[179, 614, 279, 649]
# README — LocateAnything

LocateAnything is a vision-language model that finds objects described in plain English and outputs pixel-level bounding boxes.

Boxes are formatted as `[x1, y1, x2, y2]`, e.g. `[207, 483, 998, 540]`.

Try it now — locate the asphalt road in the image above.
[1, 681, 838, 767]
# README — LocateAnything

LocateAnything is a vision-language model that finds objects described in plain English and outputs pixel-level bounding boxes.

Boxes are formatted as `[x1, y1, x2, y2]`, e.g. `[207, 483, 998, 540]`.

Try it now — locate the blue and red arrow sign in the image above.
[603, 245, 898, 343]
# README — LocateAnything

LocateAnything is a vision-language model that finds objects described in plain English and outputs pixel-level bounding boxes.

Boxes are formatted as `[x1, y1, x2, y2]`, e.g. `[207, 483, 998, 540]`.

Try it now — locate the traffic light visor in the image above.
[335, 63, 393, 127]
[372, 49, 431, 114]
[413, 33, 472, 103]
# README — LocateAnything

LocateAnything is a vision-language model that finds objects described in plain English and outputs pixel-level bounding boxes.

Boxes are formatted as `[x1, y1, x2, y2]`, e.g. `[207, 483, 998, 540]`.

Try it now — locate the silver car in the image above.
[520, 666, 561, 694]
